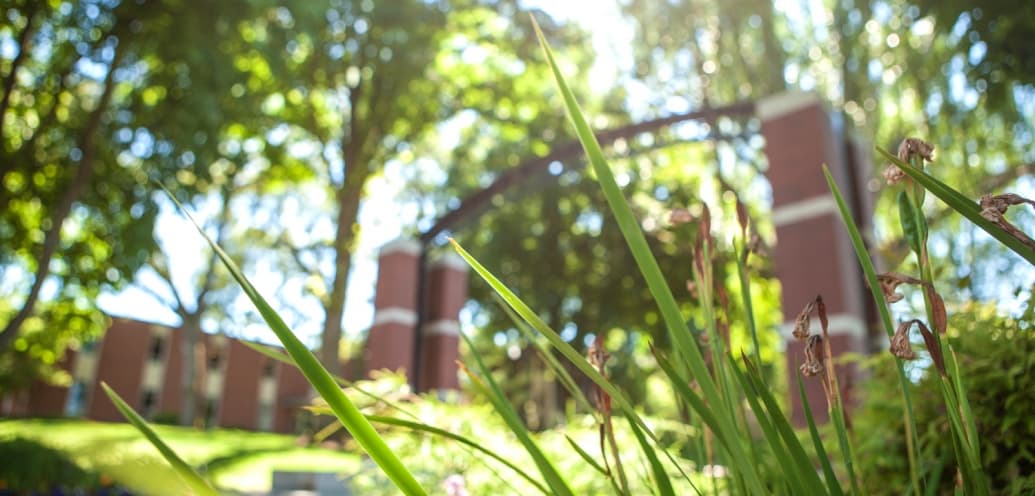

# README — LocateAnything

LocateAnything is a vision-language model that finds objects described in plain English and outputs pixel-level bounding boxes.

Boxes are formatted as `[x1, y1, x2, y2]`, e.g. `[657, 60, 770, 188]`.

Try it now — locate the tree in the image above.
[0, 0, 266, 396]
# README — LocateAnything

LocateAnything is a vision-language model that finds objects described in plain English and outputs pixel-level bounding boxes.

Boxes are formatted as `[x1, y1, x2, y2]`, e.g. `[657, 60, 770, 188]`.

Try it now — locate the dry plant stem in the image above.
[589, 338, 629, 495]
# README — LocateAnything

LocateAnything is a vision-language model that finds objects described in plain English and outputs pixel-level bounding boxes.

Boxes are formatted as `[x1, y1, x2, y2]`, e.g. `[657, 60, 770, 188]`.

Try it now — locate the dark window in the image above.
[141, 390, 157, 414]
[263, 360, 276, 378]
[149, 336, 164, 361]
[64, 381, 88, 417]
[204, 399, 219, 427]
[208, 353, 221, 369]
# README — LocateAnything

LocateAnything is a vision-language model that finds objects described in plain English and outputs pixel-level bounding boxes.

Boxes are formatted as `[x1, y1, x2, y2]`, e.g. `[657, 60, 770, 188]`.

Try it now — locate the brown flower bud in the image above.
[800, 335, 824, 377]
[890, 321, 916, 360]
[792, 300, 815, 341]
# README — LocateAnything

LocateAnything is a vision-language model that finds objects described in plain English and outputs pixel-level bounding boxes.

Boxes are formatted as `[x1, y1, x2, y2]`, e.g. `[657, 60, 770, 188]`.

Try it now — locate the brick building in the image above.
[0, 246, 470, 433]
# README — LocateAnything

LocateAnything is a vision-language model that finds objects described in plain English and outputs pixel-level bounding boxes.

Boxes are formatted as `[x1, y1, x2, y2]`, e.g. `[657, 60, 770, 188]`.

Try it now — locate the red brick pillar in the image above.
[418, 253, 468, 395]
[759, 92, 871, 425]
[365, 239, 421, 383]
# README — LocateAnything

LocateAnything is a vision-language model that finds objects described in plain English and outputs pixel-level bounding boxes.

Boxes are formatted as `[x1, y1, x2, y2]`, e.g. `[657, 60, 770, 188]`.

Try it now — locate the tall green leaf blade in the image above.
[898, 190, 923, 256]
[101, 383, 219, 496]
[876, 148, 1035, 265]
[822, 164, 924, 494]
[796, 375, 844, 496]
[452, 238, 699, 489]
[367, 415, 550, 495]
[624, 412, 678, 496]
[458, 330, 575, 496]
[161, 187, 426, 496]
[530, 17, 765, 493]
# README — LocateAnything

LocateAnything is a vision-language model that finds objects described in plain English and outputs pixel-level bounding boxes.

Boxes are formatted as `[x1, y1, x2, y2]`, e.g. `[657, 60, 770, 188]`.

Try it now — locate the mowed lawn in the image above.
[0, 418, 359, 494]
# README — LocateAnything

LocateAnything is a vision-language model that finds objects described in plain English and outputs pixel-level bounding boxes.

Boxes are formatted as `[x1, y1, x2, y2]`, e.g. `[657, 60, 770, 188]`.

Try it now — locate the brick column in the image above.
[418, 253, 468, 395]
[365, 239, 421, 383]
[759, 92, 871, 425]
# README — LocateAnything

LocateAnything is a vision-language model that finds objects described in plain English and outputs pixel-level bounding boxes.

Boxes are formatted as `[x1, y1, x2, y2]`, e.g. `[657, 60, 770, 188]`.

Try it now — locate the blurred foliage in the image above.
[620, 0, 1035, 287]
[854, 299, 1035, 494]
[0, 437, 100, 491]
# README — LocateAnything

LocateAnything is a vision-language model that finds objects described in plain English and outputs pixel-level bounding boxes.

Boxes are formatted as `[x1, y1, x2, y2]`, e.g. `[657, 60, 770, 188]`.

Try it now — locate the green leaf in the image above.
[530, 16, 765, 493]
[101, 383, 219, 496]
[367, 414, 550, 495]
[797, 375, 844, 496]
[876, 148, 1035, 266]
[822, 164, 924, 493]
[458, 330, 575, 496]
[624, 412, 678, 496]
[160, 185, 427, 496]
[898, 190, 924, 256]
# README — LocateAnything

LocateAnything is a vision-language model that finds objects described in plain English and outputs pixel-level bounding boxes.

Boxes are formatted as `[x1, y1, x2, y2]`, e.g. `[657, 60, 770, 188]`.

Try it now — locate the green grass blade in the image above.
[161, 186, 426, 496]
[453, 238, 700, 490]
[368, 414, 550, 495]
[563, 435, 610, 476]
[530, 18, 765, 493]
[491, 293, 597, 416]
[796, 375, 844, 496]
[624, 412, 678, 496]
[458, 330, 575, 496]
[100, 383, 219, 496]
[241, 340, 419, 421]
[735, 357, 828, 494]
[876, 148, 1035, 265]
[822, 164, 924, 494]
[735, 241, 762, 365]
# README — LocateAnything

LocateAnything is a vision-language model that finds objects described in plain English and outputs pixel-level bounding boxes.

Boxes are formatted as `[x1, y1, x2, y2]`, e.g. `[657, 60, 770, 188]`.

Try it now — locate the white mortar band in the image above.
[381, 238, 422, 257]
[771, 195, 837, 227]
[422, 320, 460, 337]
[372, 307, 418, 327]
[779, 313, 867, 340]
[429, 252, 469, 272]
[757, 91, 821, 122]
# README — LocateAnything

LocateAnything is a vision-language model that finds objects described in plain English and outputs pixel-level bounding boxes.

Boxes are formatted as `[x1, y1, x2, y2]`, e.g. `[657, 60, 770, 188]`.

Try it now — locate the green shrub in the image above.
[855, 300, 1035, 495]
[0, 437, 97, 490]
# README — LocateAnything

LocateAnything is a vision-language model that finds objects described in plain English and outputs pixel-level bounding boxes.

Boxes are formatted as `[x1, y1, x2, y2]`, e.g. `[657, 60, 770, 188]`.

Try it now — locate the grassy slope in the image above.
[0, 418, 358, 494]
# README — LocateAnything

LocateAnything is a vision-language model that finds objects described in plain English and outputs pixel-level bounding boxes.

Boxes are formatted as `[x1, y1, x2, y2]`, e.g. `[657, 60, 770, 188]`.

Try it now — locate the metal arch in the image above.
[418, 99, 757, 243]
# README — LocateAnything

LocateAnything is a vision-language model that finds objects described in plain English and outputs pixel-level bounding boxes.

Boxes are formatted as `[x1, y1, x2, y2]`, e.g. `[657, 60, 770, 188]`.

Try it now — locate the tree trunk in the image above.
[176, 180, 236, 425]
[319, 184, 365, 376]
[178, 311, 203, 426]
[0, 43, 123, 353]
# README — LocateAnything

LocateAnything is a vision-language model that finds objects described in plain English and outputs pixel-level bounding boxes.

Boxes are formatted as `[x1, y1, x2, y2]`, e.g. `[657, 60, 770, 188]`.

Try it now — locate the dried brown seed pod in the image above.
[800, 334, 824, 377]
[792, 300, 815, 341]
[875, 272, 925, 304]
[890, 321, 916, 360]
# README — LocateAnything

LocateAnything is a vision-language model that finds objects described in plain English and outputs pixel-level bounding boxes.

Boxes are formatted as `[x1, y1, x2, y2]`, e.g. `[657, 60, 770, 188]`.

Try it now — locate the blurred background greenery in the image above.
[1, 0, 1033, 492]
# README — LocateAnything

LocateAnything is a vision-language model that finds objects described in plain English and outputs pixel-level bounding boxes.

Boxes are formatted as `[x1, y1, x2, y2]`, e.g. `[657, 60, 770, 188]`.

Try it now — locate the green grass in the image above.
[0, 418, 359, 494]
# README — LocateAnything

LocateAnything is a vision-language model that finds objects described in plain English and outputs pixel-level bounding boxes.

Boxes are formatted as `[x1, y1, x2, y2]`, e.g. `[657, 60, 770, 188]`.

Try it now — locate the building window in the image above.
[208, 353, 222, 370]
[204, 399, 219, 427]
[141, 390, 157, 416]
[149, 336, 165, 361]
[64, 381, 88, 417]
[257, 402, 274, 431]
[263, 360, 276, 378]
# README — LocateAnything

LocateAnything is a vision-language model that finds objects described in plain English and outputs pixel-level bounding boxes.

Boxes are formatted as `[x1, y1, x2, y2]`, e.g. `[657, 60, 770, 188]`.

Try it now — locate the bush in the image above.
[854, 300, 1035, 495]
[0, 437, 95, 491]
